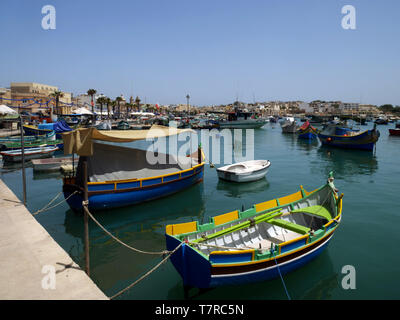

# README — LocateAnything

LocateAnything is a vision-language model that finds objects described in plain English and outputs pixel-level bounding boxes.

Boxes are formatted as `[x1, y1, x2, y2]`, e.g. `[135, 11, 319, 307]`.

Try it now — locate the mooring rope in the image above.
[271, 249, 291, 300]
[32, 191, 78, 215]
[85, 208, 170, 256]
[110, 242, 183, 300]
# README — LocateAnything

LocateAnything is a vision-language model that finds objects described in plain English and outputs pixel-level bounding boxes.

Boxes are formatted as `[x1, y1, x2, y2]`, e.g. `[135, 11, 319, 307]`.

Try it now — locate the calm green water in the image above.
[1, 122, 400, 300]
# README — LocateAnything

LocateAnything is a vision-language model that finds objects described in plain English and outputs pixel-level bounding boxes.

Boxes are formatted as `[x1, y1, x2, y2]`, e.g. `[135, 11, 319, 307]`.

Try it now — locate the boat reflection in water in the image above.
[63, 182, 206, 240]
[296, 138, 319, 152]
[317, 147, 378, 176]
[216, 177, 270, 198]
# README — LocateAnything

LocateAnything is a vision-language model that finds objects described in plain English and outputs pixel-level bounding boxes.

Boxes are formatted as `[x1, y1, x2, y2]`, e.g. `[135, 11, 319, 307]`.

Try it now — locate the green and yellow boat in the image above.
[166, 172, 342, 290]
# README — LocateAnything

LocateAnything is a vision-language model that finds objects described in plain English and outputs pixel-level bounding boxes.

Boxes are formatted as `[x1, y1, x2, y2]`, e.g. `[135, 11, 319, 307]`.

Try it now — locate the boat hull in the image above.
[281, 122, 298, 133]
[217, 166, 269, 183]
[166, 228, 335, 288]
[219, 120, 266, 129]
[1, 148, 58, 163]
[63, 165, 204, 211]
[389, 129, 400, 136]
[318, 129, 380, 151]
[23, 125, 53, 136]
[298, 132, 317, 139]
[32, 157, 73, 172]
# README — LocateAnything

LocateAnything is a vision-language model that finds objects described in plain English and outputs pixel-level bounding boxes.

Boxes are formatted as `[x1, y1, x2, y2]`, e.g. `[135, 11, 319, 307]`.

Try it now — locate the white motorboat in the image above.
[219, 110, 267, 129]
[31, 156, 75, 172]
[216, 160, 271, 182]
[0, 146, 59, 163]
[281, 117, 298, 133]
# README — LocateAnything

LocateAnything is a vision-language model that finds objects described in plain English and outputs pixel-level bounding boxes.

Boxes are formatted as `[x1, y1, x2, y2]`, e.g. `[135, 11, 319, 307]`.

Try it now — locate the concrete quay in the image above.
[0, 179, 108, 300]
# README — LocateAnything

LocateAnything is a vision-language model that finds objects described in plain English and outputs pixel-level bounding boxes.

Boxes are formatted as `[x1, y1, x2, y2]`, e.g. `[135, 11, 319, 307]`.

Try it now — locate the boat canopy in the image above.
[62, 125, 195, 156]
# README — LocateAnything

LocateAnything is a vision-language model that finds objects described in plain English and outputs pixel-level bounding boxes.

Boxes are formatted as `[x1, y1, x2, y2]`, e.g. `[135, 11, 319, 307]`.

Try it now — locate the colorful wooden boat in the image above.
[61, 125, 204, 212]
[0, 130, 55, 143]
[0, 146, 59, 163]
[23, 124, 53, 136]
[38, 120, 72, 139]
[297, 121, 318, 139]
[219, 110, 267, 129]
[165, 172, 342, 289]
[389, 123, 400, 136]
[0, 138, 63, 151]
[389, 128, 400, 136]
[318, 124, 380, 151]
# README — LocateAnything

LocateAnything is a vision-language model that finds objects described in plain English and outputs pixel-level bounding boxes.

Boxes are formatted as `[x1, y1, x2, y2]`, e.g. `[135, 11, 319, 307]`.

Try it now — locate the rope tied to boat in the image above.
[271, 247, 291, 300]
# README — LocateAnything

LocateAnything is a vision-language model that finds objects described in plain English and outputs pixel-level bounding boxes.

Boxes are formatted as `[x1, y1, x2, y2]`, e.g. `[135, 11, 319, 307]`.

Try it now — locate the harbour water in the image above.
[1, 122, 400, 299]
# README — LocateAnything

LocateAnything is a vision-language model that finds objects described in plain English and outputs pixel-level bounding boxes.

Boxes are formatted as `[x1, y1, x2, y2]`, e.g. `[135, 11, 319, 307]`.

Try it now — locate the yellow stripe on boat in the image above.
[278, 191, 303, 206]
[280, 234, 309, 247]
[210, 249, 255, 256]
[213, 210, 239, 226]
[88, 162, 204, 185]
[303, 188, 318, 196]
[254, 199, 278, 213]
[166, 221, 198, 236]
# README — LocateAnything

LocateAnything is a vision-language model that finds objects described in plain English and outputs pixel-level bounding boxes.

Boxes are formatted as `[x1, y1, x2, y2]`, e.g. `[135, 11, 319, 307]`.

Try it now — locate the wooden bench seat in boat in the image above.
[268, 218, 310, 235]
[290, 205, 332, 221]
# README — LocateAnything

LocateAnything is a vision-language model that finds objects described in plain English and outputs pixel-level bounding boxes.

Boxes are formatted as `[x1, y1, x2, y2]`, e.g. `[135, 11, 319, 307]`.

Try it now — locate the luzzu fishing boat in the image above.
[318, 124, 380, 151]
[23, 124, 53, 136]
[0, 130, 55, 143]
[24, 120, 72, 139]
[389, 123, 400, 136]
[165, 172, 342, 290]
[61, 125, 205, 212]
[0, 137, 63, 151]
[297, 121, 318, 139]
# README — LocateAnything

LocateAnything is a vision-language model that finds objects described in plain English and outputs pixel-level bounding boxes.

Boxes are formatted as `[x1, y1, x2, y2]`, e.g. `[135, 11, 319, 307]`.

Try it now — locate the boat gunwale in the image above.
[318, 127, 376, 139]
[0, 146, 59, 156]
[86, 161, 205, 185]
[62, 163, 205, 196]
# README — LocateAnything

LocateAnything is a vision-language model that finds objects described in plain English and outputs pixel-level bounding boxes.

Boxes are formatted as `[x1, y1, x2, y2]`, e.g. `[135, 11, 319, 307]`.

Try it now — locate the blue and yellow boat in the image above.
[23, 124, 53, 136]
[297, 121, 318, 139]
[61, 125, 205, 211]
[318, 124, 380, 151]
[165, 172, 342, 289]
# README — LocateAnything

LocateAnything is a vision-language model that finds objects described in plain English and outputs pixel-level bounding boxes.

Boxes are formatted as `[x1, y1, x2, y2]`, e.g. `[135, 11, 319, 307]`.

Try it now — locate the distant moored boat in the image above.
[0, 146, 59, 163]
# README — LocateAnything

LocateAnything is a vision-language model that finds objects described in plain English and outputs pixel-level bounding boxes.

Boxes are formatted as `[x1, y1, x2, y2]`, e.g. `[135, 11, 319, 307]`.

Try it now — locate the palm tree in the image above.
[105, 97, 112, 119]
[50, 90, 64, 115]
[125, 103, 132, 118]
[115, 96, 123, 119]
[96, 96, 106, 120]
[87, 89, 97, 114]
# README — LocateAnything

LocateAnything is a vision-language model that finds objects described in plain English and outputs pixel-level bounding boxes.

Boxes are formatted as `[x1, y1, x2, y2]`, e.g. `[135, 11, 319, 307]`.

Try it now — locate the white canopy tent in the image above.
[131, 112, 155, 116]
[0, 104, 18, 115]
[72, 107, 93, 115]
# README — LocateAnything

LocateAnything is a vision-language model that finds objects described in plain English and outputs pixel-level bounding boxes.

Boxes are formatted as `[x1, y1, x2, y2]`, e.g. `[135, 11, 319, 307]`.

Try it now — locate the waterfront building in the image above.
[1, 82, 72, 114]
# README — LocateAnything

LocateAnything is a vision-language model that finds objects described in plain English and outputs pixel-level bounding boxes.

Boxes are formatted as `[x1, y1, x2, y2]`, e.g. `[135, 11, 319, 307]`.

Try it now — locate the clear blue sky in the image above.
[1, 0, 399, 106]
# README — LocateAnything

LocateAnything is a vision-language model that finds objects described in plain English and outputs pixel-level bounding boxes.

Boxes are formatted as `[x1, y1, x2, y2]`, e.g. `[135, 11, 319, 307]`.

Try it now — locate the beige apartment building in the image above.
[2, 82, 72, 114]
